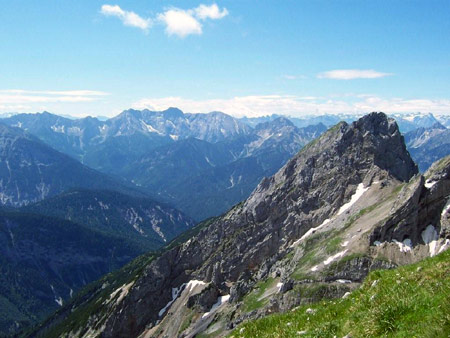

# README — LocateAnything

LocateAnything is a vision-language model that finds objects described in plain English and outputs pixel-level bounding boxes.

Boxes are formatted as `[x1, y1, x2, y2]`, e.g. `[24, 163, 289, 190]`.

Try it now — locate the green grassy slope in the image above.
[231, 249, 450, 338]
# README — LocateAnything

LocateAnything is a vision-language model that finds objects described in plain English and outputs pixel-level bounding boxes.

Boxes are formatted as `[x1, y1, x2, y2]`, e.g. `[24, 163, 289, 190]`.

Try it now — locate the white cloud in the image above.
[158, 9, 202, 37]
[194, 4, 228, 20]
[100, 3, 228, 38]
[317, 69, 392, 80]
[101, 4, 151, 32]
[133, 95, 450, 117]
[0, 89, 109, 96]
[0, 89, 110, 105]
[158, 4, 228, 38]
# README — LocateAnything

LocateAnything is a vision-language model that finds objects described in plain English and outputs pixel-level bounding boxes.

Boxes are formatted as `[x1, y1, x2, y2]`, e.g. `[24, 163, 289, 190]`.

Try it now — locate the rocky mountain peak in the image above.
[162, 107, 184, 119]
[245, 112, 417, 222]
[345, 112, 417, 181]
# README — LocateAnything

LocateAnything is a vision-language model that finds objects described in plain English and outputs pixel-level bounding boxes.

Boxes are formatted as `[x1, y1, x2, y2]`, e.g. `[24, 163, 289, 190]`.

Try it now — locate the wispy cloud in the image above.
[282, 74, 307, 80]
[100, 3, 228, 38]
[100, 4, 152, 32]
[0, 90, 109, 96]
[0, 89, 110, 105]
[194, 4, 228, 20]
[317, 69, 393, 80]
[133, 95, 450, 117]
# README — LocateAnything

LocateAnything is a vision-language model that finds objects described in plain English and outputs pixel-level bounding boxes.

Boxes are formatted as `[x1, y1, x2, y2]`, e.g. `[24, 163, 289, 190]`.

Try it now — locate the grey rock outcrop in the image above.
[94, 113, 420, 337]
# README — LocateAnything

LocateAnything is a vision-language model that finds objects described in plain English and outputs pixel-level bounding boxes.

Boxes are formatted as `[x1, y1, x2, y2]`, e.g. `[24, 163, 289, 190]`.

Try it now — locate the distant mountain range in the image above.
[404, 122, 450, 172]
[1, 110, 326, 219]
[240, 111, 446, 133]
[1, 110, 449, 219]
[0, 123, 145, 206]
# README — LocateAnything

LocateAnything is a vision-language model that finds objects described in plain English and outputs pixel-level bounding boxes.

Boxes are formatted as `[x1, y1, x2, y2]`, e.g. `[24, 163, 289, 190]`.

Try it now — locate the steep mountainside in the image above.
[404, 122, 450, 172]
[0, 211, 144, 336]
[0, 123, 143, 206]
[0, 189, 194, 336]
[22, 189, 195, 251]
[34, 113, 450, 338]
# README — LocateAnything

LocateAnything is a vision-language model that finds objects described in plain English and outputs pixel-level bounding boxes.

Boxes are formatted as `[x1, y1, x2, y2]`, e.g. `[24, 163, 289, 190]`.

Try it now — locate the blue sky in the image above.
[1, 0, 450, 117]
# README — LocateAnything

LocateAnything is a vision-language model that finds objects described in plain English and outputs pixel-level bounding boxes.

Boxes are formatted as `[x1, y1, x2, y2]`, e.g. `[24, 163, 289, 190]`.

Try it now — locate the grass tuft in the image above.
[231, 249, 450, 337]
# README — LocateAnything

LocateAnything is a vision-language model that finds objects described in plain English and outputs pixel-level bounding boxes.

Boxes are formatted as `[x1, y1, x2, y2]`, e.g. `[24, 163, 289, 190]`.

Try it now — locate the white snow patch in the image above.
[338, 183, 369, 215]
[141, 120, 163, 135]
[49, 285, 63, 306]
[392, 239, 412, 252]
[158, 280, 206, 317]
[227, 175, 235, 189]
[425, 180, 437, 189]
[323, 250, 348, 265]
[438, 239, 450, 254]
[186, 280, 207, 291]
[158, 285, 184, 317]
[205, 156, 214, 166]
[290, 219, 330, 248]
[55, 297, 63, 306]
[51, 125, 65, 133]
[422, 225, 439, 256]
[374, 240, 382, 246]
[310, 265, 318, 272]
[277, 282, 283, 292]
[336, 279, 352, 284]
[202, 294, 230, 318]
[341, 241, 349, 247]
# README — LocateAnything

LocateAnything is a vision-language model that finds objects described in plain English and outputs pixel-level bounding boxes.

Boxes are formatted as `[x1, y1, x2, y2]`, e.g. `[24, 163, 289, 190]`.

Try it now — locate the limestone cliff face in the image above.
[36, 113, 450, 338]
